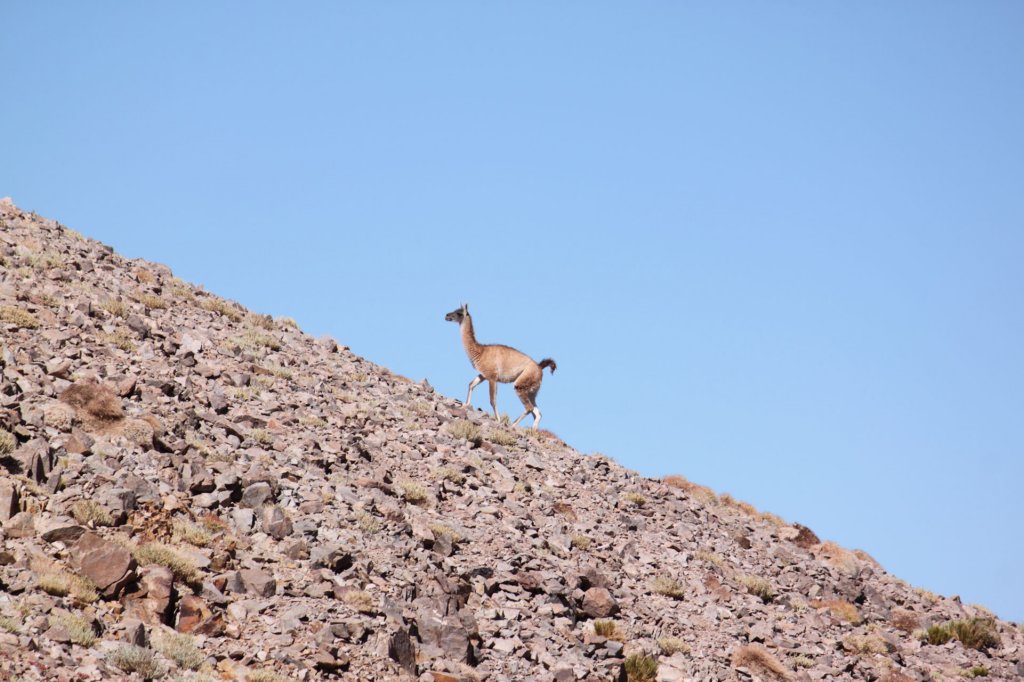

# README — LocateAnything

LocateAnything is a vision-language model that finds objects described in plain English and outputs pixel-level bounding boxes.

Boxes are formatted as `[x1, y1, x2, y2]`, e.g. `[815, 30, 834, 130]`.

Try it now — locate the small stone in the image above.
[240, 568, 276, 597]
[582, 587, 619, 618]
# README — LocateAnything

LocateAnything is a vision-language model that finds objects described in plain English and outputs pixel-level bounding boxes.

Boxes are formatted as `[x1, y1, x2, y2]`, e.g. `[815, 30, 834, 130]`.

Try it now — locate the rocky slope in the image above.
[1, 198, 1021, 681]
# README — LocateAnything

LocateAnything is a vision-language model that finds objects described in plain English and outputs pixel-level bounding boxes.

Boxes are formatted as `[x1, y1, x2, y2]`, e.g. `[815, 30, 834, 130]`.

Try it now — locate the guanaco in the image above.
[444, 304, 556, 429]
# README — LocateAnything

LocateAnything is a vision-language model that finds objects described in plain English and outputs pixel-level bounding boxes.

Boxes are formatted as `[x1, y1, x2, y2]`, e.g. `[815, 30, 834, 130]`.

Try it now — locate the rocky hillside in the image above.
[0, 198, 1021, 682]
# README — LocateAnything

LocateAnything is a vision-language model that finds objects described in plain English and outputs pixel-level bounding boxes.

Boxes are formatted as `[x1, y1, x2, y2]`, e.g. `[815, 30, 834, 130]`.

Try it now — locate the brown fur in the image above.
[446, 305, 555, 429]
[730, 644, 792, 681]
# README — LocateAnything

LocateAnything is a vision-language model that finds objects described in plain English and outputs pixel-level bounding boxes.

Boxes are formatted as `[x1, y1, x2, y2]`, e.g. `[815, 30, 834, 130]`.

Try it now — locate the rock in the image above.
[240, 568, 276, 597]
[240, 482, 273, 508]
[582, 587, 619, 618]
[176, 594, 212, 633]
[0, 479, 19, 521]
[388, 628, 417, 676]
[3, 511, 36, 538]
[72, 531, 136, 598]
[38, 518, 86, 544]
[260, 505, 293, 539]
[124, 566, 174, 625]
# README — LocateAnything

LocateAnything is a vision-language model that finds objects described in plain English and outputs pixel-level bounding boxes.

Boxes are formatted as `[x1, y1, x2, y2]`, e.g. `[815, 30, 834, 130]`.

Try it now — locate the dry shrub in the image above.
[663, 474, 694, 491]
[651, 576, 686, 599]
[43, 402, 76, 431]
[132, 543, 201, 585]
[593, 619, 624, 641]
[948, 618, 1000, 651]
[71, 500, 113, 527]
[118, 418, 155, 447]
[446, 419, 481, 445]
[738, 574, 776, 603]
[731, 644, 791, 680]
[817, 599, 861, 624]
[109, 644, 164, 679]
[59, 380, 123, 424]
[890, 609, 920, 633]
[487, 429, 517, 446]
[342, 590, 375, 614]
[817, 541, 860, 575]
[0, 306, 40, 329]
[658, 637, 690, 655]
[843, 634, 890, 654]
[0, 428, 17, 455]
[50, 611, 97, 647]
[36, 571, 99, 603]
[878, 672, 915, 682]
[623, 654, 658, 682]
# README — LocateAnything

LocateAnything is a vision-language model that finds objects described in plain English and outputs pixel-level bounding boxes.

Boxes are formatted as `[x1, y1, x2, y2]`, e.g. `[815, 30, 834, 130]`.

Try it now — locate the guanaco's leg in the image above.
[466, 374, 485, 406]
[512, 387, 538, 428]
[488, 380, 499, 419]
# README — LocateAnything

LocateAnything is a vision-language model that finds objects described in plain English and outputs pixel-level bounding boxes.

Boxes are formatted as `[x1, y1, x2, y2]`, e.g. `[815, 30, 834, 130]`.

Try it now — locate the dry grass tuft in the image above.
[0, 306, 40, 329]
[108, 644, 164, 679]
[650, 575, 686, 599]
[100, 298, 129, 318]
[623, 654, 658, 682]
[132, 292, 168, 310]
[248, 670, 293, 682]
[487, 429, 517, 446]
[890, 609, 920, 633]
[433, 467, 466, 485]
[593, 619, 624, 641]
[731, 644, 791, 680]
[354, 510, 381, 533]
[132, 542, 201, 585]
[99, 328, 137, 352]
[60, 380, 124, 423]
[50, 611, 96, 647]
[396, 480, 429, 505]
[694, 550, 726, 568]
[231, 329, 282, 352]
[342, 590, 376, 614]
[250, 429, 274, 446]
[948, 618, 1001, 651]
[446, 419, 482, 445]
[200, 297, 243, 322]
[843, 634, 890, 654]
[0, 615, 20, 633]
[964, 666, 989, 678]
[817, 541, 860, 575]
[623, 491, 647, 506]
[0, 428, 16, 455]
[36, 571, 100, 603]
[172, 518, 214, 547]
[428, 523, 461, 543]
[738, 574, 776, 603]
[923, 623, 953, 645]
[155, 630, 204, 670]
[71, 500, 114, 527]
[571, 534, 592, 550]
[658, 637, 690, 655]
[817, 599, 861, 624]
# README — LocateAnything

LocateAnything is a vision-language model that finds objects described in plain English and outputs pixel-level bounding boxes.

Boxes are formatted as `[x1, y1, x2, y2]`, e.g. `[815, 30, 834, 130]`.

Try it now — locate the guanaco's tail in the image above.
[538, 358, 557, 374]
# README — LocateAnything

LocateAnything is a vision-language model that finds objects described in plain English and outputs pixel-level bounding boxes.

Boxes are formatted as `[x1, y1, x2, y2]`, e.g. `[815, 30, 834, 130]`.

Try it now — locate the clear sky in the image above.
[3, 3, 1022, 621]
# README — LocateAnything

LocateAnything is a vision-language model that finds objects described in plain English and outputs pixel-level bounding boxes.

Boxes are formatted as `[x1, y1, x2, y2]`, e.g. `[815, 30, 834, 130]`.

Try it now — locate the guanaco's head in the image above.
[444, 304, 469, 324]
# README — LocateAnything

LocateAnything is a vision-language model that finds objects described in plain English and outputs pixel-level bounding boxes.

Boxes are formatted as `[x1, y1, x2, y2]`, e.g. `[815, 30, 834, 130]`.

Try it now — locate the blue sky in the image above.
[3, 3, 1022, 621]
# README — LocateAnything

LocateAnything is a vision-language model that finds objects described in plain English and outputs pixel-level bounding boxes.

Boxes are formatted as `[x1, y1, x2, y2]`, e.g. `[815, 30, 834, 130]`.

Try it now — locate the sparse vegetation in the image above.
[248, 670, 293, 682]
[232, 328, 283, 352]
[923, 623, 953, 645]
[133, 292, 168, 309]
[623, 491, 646, 506]
[890, 609, 920, 632]
[650, 576, 686, 599]
[155, 631, 204, 670]
[44, 401, 76, 430]
[623, 653, 658, 682]
[108, 644, 164, 679]
[571, 534, 592, 550]
[299, 416, 327, 427]
[731, 644, 791, 681]
[428, 523, 461, 543]
[738, 574, 775, 603]
[843, 634, 890, 654]
[36, 571, 99, 603]
[433, 467, 466, 485]
[817, 599, 860, 624]
[132, 542, 201, 585]
[694, 550, 726, 568]
[446, 419, 481, 445]
[264, 364, 294, 380]
[658, 637, 690, 655]
[0, 306, 40, 329]
[0, 428, 15, 455]
[396, 480, 429, 505]
[964, 666, 989, 677]
[354, 510, 381, 533]
[342, 590, 375, 614]
[50, 611, 96, 647]
[790, 655, 814, 669]
[200, 297, 243, 322]
[60, 380, 124, 422]
[0, 615, 21, 634]
[250, 429, 274, 446]
[70, 500, 114, 527]
[487, 429, 517, 446]
[100, 298, 129, 318]
[99, 328, 137, 351]
[172, 518, 213, 547]
[948, 618, 1001, 651]
[593, 619, 623, 641]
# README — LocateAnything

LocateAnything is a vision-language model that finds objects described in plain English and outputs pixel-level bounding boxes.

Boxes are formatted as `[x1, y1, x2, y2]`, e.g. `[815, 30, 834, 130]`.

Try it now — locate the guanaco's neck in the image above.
[461, 316, 484, 362]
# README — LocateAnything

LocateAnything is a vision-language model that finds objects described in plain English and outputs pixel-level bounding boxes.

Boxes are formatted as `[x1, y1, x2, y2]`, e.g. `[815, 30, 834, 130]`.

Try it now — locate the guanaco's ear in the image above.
[462, 303, 469, 313]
